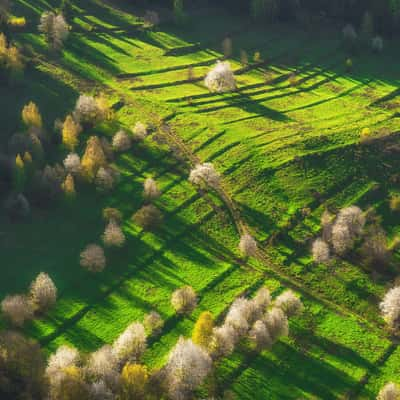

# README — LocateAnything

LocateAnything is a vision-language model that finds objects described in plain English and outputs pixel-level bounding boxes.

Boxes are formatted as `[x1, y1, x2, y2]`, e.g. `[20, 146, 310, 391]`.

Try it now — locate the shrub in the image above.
[143, 177, 161, 201]
[112, 130, 131, 152]
[189, 162, 220, 189]
[102, 220, 126, 248]
[132, 204, 163, 230]
[171, 286, 198, 315]
[102, 207, 123, 224]
[204, 61, 236, 93]
[30, 272, 57, 313]
[80, 244, 106, 272]
[165, 337, 212, 400]
[144, 311, 164, 336]
[239, 233, 257, 258]
[112, 322, 147, 364]
[1, 294, 33, 326]
[192, 311, 214, 350]
[312, 238, 330, 264]
[274, 290, 303, 317]
[380, 286, 400, 329]
[121, 363, 149, 399]
[377, 382, 400, 400]
[64, 153, 81, 174]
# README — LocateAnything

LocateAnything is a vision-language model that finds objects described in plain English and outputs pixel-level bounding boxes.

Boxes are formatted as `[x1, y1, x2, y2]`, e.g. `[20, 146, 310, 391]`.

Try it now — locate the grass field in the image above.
[1, 0, 399, 398]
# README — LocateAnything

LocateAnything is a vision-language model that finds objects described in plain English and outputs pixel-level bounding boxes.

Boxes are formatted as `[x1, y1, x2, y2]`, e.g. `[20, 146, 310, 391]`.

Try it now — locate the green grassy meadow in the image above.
[0, 0, 399, 398]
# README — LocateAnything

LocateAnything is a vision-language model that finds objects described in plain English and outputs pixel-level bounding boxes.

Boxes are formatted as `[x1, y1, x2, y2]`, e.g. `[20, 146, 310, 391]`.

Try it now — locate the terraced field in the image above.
[0, 0, 399, 398]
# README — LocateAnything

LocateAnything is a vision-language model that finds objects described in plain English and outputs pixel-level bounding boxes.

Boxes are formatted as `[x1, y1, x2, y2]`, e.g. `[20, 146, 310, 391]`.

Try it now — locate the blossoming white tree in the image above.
[204, 61, 236, 93]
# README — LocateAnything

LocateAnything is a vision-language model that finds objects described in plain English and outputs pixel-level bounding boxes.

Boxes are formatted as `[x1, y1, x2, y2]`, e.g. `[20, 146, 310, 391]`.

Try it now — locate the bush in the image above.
[204, 61, 236, 93]
[80, 244, 106, 272]
[29, 272, 57, 313]
[171, 286, 197, 315]
[132, 204, 163, 230]
[1, 294, 33, 326]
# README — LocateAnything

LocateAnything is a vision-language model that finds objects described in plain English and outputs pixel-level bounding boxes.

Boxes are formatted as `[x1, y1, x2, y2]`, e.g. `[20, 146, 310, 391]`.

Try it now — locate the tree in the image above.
[95, 167, 115, 192]
[0, 331, 46, 400]
[249, 320, 272, 350]
[112, 130, 132, 152]
[377, 382, 400, 400]
[13, 153, 25, 191]
[86, 345, 119, 386]
[173, 0, 185, 24]
[22, 101, 43, 131]
[210, 324, 237, 358]
[312, 238, 330, 264]
[30, 272, 57, 313]
[192, 311, 214, 350]
[165, 337, 212, 400]
[103, 207, 123, 224]
[251, 0, 280, 21]
[81, 136, 107, 181]
[361, 226, 391, 267]
[121, 363, 148, 400]
[222, 37, 232, 58]
[49, 365, 89, 400]
[4, 193, 30, 219]
[62, 173, 76, 198]
[143, 177, 160, 201]
[204, 61, 236, 93]
[88, 380, 114, 400]
[372, 35, 384, 52]
[342, 24, 358, 49]
[0, 0, 10, 25]
[263, 307, 288, 342]
[73, 94, 110, 126]
[113, 322, 147, 364]
[64, 153, 81, 174]
[102, 220, 126, 248]
[171, 286, 198, 315]
[331, 222, 352, 255]
[80, 244, 106, 272]
[46, 345, 80, 378]
[252, 287, 271, 311]
[274, 290, 303, 317]
[132, 204, 163, 230]
[1, 294, 33, 327]
[38, 12, 69, 51]
[361, 11, 374, 42]
[132, 122, 148, 140]
[62, 115, 81, 151]
[380, 286, 400, 329]
[336, 206, 365, 238]
[144, 311, 164, 336]
[189, 163, 220, 189]
[321, 209, 334, 242]
[239, 233, 257, 258]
